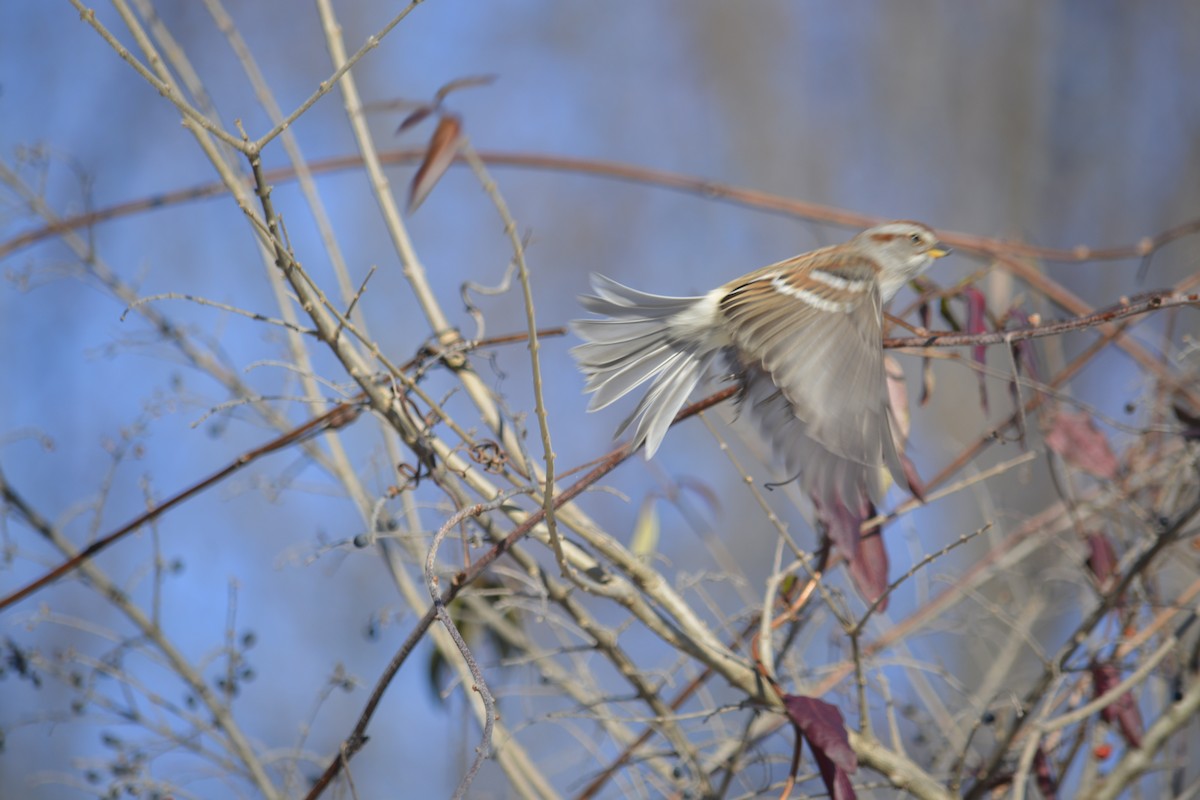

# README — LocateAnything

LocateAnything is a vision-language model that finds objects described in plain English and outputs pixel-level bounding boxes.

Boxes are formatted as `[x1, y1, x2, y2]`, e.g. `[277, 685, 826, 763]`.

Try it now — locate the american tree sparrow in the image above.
[571, 221, 949, 573]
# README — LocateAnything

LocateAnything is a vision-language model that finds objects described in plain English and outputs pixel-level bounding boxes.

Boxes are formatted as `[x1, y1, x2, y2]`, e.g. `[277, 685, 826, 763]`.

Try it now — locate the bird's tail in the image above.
[570, 274, 717, 456]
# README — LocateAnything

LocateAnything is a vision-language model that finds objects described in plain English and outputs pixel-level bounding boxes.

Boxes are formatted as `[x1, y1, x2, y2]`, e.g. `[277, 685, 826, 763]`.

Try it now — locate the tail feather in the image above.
[629, 354, 707, 456]
[586, 342, 675, 410]
[571, 317, 669, 345]
[572, 274, 716, 454]
[572, 330, 669, 368]
[589, 274, 704, 311]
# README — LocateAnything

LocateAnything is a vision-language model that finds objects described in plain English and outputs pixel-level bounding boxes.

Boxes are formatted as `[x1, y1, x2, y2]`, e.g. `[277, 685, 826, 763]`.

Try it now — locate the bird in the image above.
[570, 221, 949, 597]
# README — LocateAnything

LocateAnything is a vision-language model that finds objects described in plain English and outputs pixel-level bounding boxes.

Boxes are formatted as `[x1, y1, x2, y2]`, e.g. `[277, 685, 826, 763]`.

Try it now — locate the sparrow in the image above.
[570, 221, 949, 597]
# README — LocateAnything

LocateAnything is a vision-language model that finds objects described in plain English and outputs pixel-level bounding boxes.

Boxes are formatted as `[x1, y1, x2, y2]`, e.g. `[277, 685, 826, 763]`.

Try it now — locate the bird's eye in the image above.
[909, 233, 923, 246]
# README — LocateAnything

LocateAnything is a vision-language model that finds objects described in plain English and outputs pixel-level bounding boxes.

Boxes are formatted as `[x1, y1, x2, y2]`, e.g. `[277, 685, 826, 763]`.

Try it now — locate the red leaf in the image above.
[815, 492, 889, 610]
[783, 694, 857, 800]
[848, 528, 889, 611]
[1090, 662, 1144, 749]
[1033, 747, 1057, 799]
[883, 354, 924, 501]
[1044, 410, 1119, 480]
[408, 114, 463, 214]
[900, 454, 925, 502]
[1085, 532, 1118, 591]
[813, 492, 869, 563]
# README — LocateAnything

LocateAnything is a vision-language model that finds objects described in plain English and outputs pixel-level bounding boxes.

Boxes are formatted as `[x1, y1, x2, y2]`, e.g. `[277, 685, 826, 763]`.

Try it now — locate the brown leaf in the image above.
[408, 114, 463, 214]
[434, 73, 497, 104]
[396, 104, 436, 134]
[1044, 410, 1119, 480]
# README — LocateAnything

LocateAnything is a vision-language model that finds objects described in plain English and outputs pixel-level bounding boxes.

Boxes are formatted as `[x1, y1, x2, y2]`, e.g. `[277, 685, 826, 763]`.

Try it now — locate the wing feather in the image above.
[719, 251, 902, 501]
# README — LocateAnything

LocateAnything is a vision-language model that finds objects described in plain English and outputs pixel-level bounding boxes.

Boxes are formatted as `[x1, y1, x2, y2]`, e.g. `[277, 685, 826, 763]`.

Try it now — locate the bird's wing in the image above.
[718, 250, 903, 500]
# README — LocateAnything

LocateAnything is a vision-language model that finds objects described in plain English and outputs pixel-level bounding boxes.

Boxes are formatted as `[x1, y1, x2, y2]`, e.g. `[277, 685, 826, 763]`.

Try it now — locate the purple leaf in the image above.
[813, 492, 869, 563]
[1085, 532, 1118, 592]
[783, 694, 857, 800]
[1033, 746, 1057, 799]
[848, 529, 889, 612]
[1090, 662, 1144, 749]
[900, 453, 926, 503]
[815, 491, 889, 609]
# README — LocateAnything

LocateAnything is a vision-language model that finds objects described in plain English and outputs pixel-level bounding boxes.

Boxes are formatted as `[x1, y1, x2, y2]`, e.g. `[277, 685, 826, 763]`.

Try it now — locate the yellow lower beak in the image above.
[928, 246, 951, 259]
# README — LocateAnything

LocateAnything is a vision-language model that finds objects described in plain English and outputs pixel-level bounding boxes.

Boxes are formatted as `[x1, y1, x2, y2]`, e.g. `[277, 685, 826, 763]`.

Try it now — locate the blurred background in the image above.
[2, 2, 1199, 798]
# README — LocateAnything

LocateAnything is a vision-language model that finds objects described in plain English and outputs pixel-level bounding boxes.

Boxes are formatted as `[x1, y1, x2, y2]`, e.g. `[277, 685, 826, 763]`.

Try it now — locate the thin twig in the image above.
[121, 292, 319, 335]
[423, 490, 533, 800]
[885, 290, 1199, 350]
[461, 144, 569, 577]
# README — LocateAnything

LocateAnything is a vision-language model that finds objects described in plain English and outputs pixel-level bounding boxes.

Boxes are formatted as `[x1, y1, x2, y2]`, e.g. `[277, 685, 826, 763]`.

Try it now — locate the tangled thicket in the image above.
[2, 4, 1199, 800]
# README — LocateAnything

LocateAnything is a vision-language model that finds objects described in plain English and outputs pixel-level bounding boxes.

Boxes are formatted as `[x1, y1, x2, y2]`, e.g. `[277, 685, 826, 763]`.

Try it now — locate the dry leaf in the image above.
[396, 104, 436, 134]
[630, 496, 660, 559]
[408, 114, 463, 214]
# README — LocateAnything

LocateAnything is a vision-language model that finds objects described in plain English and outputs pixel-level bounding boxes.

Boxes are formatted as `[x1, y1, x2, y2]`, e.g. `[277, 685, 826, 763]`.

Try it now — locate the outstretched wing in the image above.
[719, 250, 903, 502]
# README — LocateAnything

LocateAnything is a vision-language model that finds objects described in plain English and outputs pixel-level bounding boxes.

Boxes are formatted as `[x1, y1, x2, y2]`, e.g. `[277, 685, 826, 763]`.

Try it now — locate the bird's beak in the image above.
[928, 245, 951, 260]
